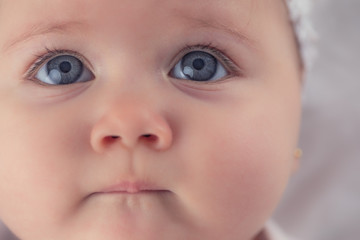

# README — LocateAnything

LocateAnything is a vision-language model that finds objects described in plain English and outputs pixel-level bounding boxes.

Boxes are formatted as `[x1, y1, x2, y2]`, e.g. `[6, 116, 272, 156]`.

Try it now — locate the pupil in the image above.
[193, 58, 205, 70]
[59, 61, 72, 73]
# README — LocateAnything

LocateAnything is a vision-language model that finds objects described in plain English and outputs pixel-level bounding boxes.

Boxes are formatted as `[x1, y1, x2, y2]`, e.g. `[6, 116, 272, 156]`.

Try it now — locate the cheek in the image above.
[176, 98, 299, 237]
[0, 100, 88, 236]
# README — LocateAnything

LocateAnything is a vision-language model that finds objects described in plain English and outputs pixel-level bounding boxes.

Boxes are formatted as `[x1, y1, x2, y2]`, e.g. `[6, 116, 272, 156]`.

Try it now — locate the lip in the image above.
[98, 181, 168, 194]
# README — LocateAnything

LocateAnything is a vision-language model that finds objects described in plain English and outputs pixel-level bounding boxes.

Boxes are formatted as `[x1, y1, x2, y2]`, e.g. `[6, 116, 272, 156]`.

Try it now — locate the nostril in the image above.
[100, 134, 160, 149]
[141, 134, 158, 142]
[102, 136, 120, 145]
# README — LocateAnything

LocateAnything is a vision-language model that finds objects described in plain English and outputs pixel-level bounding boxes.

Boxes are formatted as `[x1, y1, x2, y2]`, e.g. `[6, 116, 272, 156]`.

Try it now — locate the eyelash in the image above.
[24, 43, 240, 82]
[177, 43, 240, 76]
[24, 47, 86, 82]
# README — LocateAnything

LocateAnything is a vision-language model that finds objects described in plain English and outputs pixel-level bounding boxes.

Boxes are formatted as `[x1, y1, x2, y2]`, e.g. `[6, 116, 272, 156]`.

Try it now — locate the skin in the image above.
[0, 0, 302, 239]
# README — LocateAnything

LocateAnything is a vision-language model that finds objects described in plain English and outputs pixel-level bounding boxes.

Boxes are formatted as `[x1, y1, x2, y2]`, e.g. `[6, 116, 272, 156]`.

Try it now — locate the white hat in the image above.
[286, 0, 317, 70]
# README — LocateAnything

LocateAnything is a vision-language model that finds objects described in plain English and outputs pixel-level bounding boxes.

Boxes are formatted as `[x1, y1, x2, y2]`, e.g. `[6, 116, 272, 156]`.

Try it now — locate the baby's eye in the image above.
[35, 55, 94, 85]
[170, 50, 228, 82]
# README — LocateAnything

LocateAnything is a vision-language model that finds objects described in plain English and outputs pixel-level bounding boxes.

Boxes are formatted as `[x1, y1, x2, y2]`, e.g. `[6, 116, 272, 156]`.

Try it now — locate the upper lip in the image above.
[98, 181, 167, 194]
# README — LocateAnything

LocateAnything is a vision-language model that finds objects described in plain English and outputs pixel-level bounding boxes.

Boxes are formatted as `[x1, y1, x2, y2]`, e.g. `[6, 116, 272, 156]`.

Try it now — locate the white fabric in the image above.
[264, 221, 297, 240]
[286, 0, 317, 70]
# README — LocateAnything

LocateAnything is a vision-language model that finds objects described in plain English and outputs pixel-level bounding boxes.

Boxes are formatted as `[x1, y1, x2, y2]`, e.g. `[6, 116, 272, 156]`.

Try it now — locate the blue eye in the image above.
[170, 51, 228, 82]
[35, 55, 94, 85]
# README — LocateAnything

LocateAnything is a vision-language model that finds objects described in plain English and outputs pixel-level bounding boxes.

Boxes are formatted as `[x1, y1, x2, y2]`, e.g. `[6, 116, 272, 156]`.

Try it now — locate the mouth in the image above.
[95, 181, 170, 195]
[83, 180, 174, 225]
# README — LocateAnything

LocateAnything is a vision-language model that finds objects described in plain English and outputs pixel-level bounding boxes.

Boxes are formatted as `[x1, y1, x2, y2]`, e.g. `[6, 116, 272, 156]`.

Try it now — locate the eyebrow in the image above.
[1, 21, 84, 53]
[187, 16, 258, 50]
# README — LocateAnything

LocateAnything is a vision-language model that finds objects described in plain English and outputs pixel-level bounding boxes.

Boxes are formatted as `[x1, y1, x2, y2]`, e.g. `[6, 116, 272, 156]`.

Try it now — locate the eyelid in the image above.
[24, 47, 94, 83]
[171, 43, 242, 78]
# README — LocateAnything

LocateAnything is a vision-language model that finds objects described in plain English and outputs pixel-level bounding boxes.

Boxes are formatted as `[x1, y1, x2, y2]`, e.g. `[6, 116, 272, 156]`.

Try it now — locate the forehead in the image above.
[0, 0, 289, 45]
[0, 0, 286, 19]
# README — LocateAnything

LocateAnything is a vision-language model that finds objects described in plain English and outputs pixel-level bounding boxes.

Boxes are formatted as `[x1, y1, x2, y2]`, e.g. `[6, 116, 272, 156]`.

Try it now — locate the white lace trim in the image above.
[265, 221, 298, 240]
[286, 0, 318, 70]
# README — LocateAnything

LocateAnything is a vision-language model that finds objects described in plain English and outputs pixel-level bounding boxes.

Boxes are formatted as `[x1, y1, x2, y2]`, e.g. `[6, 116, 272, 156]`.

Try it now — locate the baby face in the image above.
[0, 0, 301, 239]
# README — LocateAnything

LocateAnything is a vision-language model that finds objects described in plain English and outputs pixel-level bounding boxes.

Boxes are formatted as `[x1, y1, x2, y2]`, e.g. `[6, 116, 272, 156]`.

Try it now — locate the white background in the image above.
[1, 0, 360, 239]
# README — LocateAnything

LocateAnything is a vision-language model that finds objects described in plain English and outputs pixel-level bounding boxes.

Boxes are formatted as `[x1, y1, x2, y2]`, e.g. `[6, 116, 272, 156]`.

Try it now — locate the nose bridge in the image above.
[106, 96, 161, 136]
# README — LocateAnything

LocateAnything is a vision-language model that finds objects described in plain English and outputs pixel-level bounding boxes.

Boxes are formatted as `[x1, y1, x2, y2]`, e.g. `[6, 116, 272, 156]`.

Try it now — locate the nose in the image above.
[90, 100, 173, 153]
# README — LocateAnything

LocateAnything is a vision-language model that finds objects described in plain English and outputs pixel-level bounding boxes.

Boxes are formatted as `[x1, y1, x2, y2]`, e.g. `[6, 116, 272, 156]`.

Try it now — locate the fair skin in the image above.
[0, 0, 301, 239]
